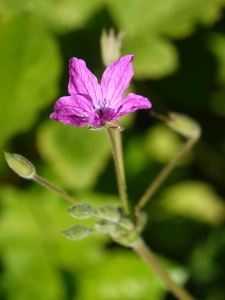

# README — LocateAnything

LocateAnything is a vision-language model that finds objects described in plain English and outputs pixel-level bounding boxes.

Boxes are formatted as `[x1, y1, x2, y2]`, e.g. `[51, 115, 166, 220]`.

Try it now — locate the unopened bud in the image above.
[67, 203, 95, 219]
[118, 217, 135, 231]
[97, 205, 121, 222]
[95, 219, 116, 233]
[167, 113, 201, 138]
[111, 223, 129, 238]
[62, 225, 91, 241]
[4, 152, 35, 179]
[111, 224, 140, 247]
[100, 28, 124, 67]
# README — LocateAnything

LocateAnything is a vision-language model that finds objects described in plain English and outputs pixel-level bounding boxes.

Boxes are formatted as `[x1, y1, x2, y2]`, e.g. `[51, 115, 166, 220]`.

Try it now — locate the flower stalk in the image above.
[132, 239, 195, 300]
[106, 127, 130, 216]
[4, 152, 78, 205]
[114, 128, 125, 181]
[136, 115, 201, 210]
[33, 174, 78, 204]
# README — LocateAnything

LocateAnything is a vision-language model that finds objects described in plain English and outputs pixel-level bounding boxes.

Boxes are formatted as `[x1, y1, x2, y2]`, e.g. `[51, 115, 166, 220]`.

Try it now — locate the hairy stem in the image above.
[132, 239, 195, 300]
[136, 131, 200, 210]
[114, 129, 125, 181]
[33, 174, 78, 204]
[106, 128, 130, 216]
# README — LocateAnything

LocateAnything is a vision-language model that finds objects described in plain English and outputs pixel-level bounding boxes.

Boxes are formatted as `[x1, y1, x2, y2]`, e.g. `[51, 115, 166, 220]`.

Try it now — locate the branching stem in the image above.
[132, 239, 195, 300]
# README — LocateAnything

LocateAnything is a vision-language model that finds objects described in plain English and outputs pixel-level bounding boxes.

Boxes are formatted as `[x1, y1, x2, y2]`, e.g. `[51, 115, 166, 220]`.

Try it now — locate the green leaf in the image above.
[123, 35, 178, 79]
[108, 0, 225, 79]
[0, 187, 65, 300]
[78, 249, 189, 300]
[33, 189, 119, 270]
[144, 124, 192, 164]
[78, 251, 166, 300]
[0, 185, 190, 300]
[0, 14, 61, 149]
[37, 120, 111, 190]
[108, 0, 225, 39]
[124, 136, 149, 177]
[0, 186, 119, 299]
[0, 0, 105, 32]
[159, 181, 225, 225]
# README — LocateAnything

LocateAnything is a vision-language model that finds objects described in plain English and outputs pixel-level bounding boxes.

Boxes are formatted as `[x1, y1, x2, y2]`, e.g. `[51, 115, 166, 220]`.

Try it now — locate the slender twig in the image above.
[106, 127, 130, 216]
[33, 174, 78, 204]
[132, 239, 195, 300]
[136, 131, 200, 210]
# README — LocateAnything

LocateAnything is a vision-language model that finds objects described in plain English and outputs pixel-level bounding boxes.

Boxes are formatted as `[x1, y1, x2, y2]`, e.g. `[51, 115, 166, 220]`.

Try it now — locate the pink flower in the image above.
[50, 55, 151, 129]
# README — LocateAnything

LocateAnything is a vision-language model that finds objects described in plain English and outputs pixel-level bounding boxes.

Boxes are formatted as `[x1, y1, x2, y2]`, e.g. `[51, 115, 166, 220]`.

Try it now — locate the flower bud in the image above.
[67, 203, 95, 219]
[166, 112, 201, 138]
[100, 28, 124, 67]
[118, 217, 135, 231]
[111, 223, 129, 238]
[94, 219, 116, 234]
[111, 224, 140, 247]
[97, 205, 121, 222]
[62, 225, 91, 241]
[4, 152, 35, 179]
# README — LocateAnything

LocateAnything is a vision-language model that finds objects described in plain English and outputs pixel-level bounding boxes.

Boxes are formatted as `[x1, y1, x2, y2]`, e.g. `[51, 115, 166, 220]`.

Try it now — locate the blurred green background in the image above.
[1, 0, 225, 299]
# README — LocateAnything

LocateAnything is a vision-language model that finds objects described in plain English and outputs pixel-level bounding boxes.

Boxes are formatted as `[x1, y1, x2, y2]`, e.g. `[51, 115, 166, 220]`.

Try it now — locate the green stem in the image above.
[114, 129, 125, 181]
[33, 174, 78, 204]
[106, 128, 130, 216]
[136, 131, 200, 210]
[132, 239, 195, 300]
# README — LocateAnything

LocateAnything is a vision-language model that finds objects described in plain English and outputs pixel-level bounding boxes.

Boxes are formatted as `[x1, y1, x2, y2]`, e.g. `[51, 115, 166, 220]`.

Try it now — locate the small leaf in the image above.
[0, 14, 61, 149]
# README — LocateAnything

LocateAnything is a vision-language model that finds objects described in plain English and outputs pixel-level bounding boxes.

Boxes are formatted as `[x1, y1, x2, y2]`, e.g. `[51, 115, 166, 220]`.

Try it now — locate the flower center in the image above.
[96, 107, 108, 118]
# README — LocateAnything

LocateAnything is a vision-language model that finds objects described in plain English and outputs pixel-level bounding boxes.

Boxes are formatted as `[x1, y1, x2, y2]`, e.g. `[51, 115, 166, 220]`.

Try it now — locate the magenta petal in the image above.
[68, 58, 102, 107]
[116, 93, 152, 116]
[50, 55, 152, 128]
[50, 112, 89, 127]
[101, 55, 134, 107]
[50, 95, 94, 127]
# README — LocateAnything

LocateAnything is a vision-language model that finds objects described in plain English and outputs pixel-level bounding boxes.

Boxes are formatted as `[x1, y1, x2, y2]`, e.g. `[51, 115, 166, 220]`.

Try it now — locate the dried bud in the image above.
[94, 219, 116, 233]
[97, 205, 121, 222]
[100, 28, 124, 67]
[67, 203, 95, 219]
[62, 225, 91, 241]
[4, 152, 35, 179]
[166, 112, 201, 138]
